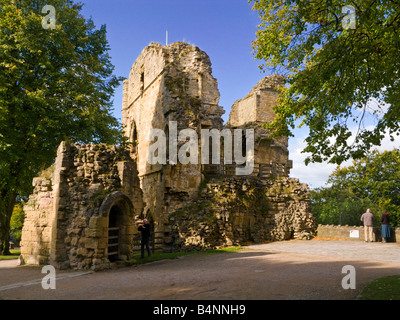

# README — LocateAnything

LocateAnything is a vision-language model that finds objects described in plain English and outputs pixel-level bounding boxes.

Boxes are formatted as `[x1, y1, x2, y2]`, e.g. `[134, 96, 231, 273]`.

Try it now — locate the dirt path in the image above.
[1, 240, 399, 300]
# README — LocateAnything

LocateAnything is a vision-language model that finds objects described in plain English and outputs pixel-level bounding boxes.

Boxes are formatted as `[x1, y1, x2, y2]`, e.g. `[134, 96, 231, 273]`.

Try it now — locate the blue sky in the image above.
[78, 0, 399, 189]
[80, 0, 265, 124]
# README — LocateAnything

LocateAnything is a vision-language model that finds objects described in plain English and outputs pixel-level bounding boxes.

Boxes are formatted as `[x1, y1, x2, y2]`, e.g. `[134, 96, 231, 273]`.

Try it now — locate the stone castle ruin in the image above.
[20, 42, 316, 270]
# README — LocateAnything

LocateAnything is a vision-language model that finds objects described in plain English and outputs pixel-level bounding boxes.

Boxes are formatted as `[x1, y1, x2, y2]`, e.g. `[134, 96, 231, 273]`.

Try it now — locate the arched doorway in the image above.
[107, 204, 122, 262]
[99, 191, 135, 262]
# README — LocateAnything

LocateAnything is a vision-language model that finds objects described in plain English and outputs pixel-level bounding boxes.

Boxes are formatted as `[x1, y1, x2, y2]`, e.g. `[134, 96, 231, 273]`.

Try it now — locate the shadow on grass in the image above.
[122, 247, 243, 266]
[0, 249, 20, 261]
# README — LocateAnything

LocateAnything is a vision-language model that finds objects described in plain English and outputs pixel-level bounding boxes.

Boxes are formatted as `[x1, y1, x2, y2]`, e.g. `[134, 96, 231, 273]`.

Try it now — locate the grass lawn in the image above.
[0, 249, 20, 261]
[358, 275, 400, 300]
[0, 247, 241, 264]
[127, 246, 242, 266]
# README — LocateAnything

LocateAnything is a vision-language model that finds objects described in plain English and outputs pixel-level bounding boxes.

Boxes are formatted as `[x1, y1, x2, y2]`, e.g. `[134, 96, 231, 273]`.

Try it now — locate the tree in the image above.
[310, 186, 372, 226]
[10, 203, 25, 245]
[0, 0, 124, 254]
[251, 0, 400, 165]
[311, 149, 400, 227]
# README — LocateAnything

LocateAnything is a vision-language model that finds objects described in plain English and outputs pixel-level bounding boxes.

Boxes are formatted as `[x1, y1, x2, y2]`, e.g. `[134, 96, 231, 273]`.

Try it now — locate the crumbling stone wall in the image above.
[20, 172, 54, 265]
[21, 142, 143, 270]
[169, 177, 316, 251]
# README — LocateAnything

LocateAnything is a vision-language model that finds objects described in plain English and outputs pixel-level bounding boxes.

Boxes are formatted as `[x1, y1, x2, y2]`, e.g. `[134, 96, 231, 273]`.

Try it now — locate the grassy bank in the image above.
[0, 247, 242, 265]
[0, 249, 20, 261]
[127, 246, 242, 266]
[358, 275, 400, 300]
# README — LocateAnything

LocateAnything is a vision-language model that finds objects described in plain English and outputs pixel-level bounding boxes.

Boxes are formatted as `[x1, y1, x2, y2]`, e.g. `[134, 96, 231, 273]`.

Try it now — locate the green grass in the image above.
[0, 249, 20, 261]
[126, 246, 242, 266]
[0, 247, 242, 266]
[358, 275, 400, 300]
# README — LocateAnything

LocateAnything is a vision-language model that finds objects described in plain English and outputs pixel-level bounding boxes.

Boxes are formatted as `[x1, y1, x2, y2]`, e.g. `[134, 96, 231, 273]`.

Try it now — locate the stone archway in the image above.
[99, 191, 135, 262]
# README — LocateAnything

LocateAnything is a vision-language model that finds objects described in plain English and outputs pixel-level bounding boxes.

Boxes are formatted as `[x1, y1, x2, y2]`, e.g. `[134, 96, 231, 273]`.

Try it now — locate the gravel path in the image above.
[1, 240, 399, 300]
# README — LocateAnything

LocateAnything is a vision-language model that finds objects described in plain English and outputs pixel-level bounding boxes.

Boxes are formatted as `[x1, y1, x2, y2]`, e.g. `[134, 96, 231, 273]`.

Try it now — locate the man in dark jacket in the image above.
[138, 219, 151, 258]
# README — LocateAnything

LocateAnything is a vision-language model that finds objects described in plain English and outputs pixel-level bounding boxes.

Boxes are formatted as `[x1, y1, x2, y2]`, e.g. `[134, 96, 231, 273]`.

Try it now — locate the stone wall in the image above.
[317, 224, 400, 243]
[20, 173, 54, 265]
[169, 177, 316, 251]
[20, 142, 144, 270]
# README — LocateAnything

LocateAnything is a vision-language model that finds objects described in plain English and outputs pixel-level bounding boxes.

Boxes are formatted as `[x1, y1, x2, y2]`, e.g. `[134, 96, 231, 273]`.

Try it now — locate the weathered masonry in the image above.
[20, 42, 316, 269]
[20, 143, 143, 270]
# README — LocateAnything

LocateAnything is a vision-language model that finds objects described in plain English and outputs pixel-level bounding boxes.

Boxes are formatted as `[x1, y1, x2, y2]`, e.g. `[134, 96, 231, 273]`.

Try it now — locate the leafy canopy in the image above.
[0, 0, 124, 192]
[311, 149, 400, 227]
[251, 0, 400, 165]
[0, 0, 124, 254]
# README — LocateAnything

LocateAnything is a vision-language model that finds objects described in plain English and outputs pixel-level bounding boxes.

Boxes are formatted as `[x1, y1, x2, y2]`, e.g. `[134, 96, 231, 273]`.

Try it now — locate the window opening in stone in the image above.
[241, 131, 247, 159]
[165, 124, 169, 164]
[131, 124, 138, 157]
[140, 71, 144, 93]
[201, 125, 216, 175]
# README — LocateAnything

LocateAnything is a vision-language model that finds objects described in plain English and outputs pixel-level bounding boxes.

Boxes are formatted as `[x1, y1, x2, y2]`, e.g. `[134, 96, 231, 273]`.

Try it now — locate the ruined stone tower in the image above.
[121, 42, 225, 235]
[226, 75, 293, 177]
[20, 42, 316, 269]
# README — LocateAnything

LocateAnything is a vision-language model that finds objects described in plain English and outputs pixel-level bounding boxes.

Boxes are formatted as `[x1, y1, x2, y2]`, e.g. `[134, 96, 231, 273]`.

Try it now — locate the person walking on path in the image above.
[381, 211, 391, 243]
[361, 209, 375, 242]
[138, 218, 151, 258]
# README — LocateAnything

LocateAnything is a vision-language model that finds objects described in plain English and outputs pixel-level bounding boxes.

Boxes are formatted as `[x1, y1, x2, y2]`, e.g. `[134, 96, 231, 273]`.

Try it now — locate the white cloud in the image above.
[288, 136, 341, 189]
[288, 125, 399, 189]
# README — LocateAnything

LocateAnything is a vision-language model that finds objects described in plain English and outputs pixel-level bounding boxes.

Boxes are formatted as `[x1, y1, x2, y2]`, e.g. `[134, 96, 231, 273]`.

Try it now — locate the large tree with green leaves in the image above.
[311, 149, 400, 227]
[251, 0, 400, 165]
[0, 0, 123, 254]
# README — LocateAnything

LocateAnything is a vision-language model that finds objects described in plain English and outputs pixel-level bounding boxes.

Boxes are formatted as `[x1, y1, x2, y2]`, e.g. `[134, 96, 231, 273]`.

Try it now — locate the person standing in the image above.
[361, 209, 374, 242]
[381, 211, 391, 243]
[138, 218, 151, 258]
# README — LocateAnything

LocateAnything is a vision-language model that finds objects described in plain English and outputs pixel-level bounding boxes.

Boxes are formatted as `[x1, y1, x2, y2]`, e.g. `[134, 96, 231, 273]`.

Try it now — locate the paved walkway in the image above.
[0, 240, 399, 300]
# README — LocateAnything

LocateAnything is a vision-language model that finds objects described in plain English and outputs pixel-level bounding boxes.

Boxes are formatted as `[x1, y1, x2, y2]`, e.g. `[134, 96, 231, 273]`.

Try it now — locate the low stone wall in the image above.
[317, 224, 400, 243]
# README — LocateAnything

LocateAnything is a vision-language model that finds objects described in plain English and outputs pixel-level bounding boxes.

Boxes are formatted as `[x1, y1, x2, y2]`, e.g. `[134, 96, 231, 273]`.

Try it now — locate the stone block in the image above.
[89, 216, 108, 229]
[85, 238, 97, 249]
[76, 247, 87, 256]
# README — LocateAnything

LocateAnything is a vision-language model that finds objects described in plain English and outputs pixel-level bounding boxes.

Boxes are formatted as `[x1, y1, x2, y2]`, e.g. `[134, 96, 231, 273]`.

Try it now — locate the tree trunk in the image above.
[0, 189, 17, 256]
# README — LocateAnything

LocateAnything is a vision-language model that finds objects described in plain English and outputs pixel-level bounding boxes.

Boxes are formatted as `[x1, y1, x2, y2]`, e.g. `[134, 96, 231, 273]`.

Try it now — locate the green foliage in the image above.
[311, 149, 400, 227]
[311, 187, 371, 226]
[10, 203, 25, 244]
[251, 0, 400, 165]
[0, 249, 20, 260]
[0, 0, 124, 254]
[127, 247, 242, 266]
[358, 275, 400, 300]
